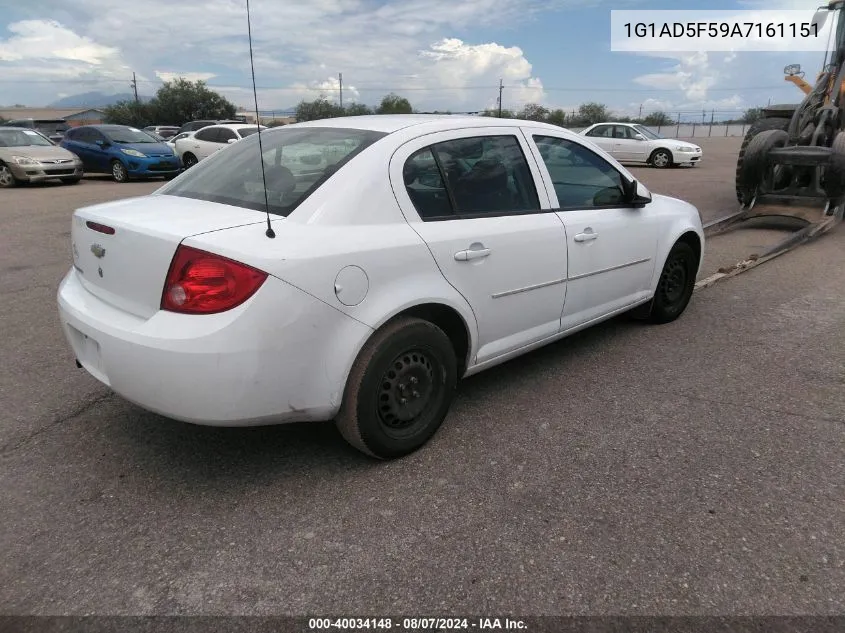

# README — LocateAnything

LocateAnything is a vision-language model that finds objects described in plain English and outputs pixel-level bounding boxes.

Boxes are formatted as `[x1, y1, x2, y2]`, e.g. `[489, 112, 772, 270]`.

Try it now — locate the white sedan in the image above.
[174, 123, 265, 168]
[57, 115, 704, 460]
[579, 122, 702, 168]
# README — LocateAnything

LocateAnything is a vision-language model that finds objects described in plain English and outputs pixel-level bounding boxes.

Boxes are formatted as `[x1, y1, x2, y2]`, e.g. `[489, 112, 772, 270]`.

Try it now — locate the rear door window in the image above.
[194, 128, 219, 142]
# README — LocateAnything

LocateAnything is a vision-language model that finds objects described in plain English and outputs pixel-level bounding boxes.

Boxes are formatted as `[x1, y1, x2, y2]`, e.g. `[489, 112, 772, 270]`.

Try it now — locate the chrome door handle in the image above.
[454, 247, 491, 261]
[574, 231, 598, 243]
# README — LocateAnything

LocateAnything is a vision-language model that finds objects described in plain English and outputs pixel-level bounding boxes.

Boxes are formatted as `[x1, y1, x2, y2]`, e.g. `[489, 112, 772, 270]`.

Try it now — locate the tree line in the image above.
[12, 77, 766, 129]
[102, 79, 238, 127]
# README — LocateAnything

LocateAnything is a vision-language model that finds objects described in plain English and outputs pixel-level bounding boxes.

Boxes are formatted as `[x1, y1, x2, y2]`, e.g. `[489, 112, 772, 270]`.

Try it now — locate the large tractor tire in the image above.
[736, 129, 790, 206]
[822, 131, 845, 201]
[735, 117, 790, 204]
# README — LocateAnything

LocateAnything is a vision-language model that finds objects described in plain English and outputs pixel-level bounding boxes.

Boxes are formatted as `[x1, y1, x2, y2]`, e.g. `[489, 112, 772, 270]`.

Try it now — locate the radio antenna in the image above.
[246, 0, 275, 238]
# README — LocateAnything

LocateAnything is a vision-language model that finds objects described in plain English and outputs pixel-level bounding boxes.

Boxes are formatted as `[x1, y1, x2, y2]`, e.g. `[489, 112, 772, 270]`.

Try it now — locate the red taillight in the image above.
[161, 245, 268, 315]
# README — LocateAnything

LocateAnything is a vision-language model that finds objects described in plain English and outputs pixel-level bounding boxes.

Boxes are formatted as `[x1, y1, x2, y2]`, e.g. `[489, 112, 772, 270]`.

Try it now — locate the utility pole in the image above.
[497, 78, 503, 117]
[339, 72, 343, 109]
[131, 72, 139, 104]
[638, 103, 643, 119]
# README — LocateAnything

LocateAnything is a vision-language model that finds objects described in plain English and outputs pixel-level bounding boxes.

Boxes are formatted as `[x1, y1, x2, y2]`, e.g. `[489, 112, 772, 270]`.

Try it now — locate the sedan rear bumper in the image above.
[56, 268, 373, 426]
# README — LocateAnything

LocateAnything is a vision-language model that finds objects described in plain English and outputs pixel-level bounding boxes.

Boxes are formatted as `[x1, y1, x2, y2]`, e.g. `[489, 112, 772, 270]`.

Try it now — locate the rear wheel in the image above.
[335, 316, 458, 460]
[111, 160, 129, 183]
[644, 241, 698, 324]
[182, 153, 198, 169]
[735, 117, 790, 204]
[0, 162, 17, 188]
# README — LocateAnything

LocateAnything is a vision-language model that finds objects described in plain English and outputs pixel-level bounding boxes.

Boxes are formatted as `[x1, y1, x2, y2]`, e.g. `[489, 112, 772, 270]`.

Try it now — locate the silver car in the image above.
[0, 127, 84, 187]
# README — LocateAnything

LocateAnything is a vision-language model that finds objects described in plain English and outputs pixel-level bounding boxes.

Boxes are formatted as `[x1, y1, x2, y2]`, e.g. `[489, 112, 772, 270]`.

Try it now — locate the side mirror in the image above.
[227, 138, 237, 144]
[633, 133, 646, 141]
[623, 177, 652, 206]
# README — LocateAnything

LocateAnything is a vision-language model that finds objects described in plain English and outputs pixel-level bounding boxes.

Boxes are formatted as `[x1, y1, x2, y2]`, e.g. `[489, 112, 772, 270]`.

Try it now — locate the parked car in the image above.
[57, 115, 704, 459]
[144, 125, 180, 139]
[173, 123, 265, 168]
[1, 118, 70, 143]
[0, 127, 83, 187]
[579, 122, 702, 168]
[165, 131, 195, 165]
[61, 124, 180, 182]
[175, 119, 244, 135]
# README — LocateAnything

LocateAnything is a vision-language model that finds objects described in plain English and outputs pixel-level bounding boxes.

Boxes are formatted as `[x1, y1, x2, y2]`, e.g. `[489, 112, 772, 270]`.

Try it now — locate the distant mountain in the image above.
[48, 92, 152, 108]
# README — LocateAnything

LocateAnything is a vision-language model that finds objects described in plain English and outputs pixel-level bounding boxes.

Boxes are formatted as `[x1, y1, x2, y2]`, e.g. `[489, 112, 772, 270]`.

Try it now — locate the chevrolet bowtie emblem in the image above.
[90, 244, 106, 259]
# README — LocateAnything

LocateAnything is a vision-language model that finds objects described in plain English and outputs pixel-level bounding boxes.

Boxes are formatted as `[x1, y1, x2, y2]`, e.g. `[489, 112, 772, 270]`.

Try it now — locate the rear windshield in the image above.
[158, 126, 388, 216]
[237, 126, 261, 137]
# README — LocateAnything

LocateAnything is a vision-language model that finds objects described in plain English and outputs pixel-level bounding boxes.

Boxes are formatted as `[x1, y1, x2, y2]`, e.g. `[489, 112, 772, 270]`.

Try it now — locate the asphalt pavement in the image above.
[0, 141, 843, 617]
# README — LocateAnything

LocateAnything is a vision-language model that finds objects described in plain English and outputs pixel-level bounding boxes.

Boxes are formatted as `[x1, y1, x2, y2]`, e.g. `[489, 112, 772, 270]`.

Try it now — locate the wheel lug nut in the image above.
[412, 390, 420, 398]
[400, 398, 407, 404]
[410, 377, 418, 384]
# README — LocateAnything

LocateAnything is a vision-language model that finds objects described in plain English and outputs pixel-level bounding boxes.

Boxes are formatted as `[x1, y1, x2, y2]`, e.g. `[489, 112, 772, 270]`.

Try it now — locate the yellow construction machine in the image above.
[710, 1, 845, 262]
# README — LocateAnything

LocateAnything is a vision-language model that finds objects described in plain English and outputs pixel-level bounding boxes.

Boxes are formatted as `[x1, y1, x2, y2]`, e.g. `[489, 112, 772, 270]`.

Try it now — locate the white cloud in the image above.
[155, 71, 217, 83]
[0, 0, 554, 109]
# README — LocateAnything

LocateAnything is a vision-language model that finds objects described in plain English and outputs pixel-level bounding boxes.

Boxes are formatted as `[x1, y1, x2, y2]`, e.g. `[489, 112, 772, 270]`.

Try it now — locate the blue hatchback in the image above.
[61, 124, 181, 183]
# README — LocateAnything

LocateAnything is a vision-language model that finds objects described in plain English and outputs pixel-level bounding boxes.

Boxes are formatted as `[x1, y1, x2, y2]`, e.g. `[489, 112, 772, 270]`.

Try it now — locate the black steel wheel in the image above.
[646, 241, 697, 324]
[336, 316, 457, 460]
[182, 153, 198, 169]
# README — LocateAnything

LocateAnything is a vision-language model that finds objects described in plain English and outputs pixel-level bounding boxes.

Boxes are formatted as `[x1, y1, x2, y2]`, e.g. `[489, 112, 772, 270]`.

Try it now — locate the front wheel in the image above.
[0, 162, 18, 188]
[111, 160, 129, 183]
[645, 241, 698, 324]
[335, 316, 458, 460]
[182, 153, 198, 169]
[650, 149, 673, 169]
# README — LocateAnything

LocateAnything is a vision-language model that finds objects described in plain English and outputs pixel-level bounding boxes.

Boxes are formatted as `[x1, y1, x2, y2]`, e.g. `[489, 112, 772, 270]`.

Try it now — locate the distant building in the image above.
[64, 109, 108, 126]
[0, 107, 107, 126]
[236, 111, 296, 126]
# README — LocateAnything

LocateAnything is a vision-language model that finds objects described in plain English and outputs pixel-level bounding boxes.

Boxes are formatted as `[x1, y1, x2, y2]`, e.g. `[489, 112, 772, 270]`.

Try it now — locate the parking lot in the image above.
[1, 136, 844, 615]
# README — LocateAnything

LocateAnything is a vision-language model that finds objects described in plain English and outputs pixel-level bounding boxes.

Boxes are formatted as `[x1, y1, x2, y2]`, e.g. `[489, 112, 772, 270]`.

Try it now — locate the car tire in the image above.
[61, 177, 81, 185]
[649, 148, 673, 169]
[182, 153, 198, 169]
[642, 241, 698, 324]
[111, 160, 129, 183]
[0, 162, 18, 188]
[335, 316, 458, 460]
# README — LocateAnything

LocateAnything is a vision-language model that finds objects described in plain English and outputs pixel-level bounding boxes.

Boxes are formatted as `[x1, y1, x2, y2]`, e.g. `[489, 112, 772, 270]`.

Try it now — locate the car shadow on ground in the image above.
[98, 311, 645, 484]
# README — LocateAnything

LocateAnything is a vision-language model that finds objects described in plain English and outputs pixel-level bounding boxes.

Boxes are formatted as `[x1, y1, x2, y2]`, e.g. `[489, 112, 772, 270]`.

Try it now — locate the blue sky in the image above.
[0, 0, 830, 120]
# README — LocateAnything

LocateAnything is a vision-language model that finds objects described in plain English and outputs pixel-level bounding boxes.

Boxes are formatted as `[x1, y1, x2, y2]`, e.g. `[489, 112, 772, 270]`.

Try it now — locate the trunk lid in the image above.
[71, 194, 265, 319]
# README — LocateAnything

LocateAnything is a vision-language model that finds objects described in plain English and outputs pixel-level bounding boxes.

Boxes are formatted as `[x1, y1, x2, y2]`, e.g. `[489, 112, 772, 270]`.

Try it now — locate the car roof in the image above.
[207, 123, 263, 130]
[286, 114, 567, 134]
